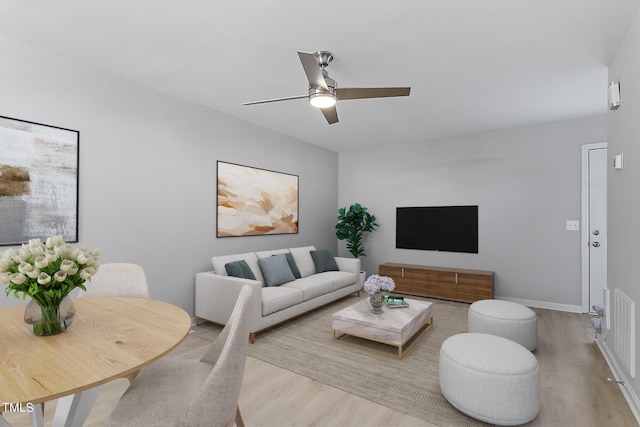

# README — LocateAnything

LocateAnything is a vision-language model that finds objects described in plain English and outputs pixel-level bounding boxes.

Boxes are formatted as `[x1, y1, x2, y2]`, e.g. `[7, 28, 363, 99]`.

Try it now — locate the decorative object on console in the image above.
[363, 274, 395, 314]
[0, 116, 79, 246]
[336, 203, 379, 258]
[216, 161, 298, 237]
[0, 236, 100, 335]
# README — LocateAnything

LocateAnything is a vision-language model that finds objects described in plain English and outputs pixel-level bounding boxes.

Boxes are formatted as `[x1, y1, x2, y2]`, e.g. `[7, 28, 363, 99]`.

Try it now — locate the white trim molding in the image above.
[496, 296, 582, 313]
[596, 340, 640, 424]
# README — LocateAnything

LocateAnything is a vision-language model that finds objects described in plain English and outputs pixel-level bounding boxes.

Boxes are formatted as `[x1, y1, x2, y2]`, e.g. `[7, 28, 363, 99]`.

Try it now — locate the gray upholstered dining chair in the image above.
[78, 263, 150, 299]
[77, 263, 150, 383]
[107, 284, 254, 427]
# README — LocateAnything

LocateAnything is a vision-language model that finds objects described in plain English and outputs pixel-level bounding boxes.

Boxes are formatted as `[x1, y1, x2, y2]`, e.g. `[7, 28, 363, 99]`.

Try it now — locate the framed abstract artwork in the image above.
[217, 161, 298, 237]
[0, 116, 79, 246]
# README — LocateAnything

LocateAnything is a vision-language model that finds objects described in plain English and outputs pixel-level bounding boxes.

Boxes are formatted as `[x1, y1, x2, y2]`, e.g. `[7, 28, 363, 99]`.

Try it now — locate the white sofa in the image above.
[195, 246, 364, 343]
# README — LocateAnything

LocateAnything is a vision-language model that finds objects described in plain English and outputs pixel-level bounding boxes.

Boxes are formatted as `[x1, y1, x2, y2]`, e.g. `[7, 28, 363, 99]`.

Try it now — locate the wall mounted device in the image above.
[613, 153, 624, 171]
[609, 81, 621, 110]
[396, 205, 479, 253]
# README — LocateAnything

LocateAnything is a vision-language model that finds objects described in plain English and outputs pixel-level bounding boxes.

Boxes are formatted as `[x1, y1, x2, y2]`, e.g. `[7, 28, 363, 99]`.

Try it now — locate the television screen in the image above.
[396, 206, 478, 253]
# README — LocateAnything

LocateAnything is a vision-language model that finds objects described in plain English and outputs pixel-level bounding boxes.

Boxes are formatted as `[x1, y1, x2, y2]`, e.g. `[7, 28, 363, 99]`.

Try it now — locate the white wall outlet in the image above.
[566, 220, 580, 231]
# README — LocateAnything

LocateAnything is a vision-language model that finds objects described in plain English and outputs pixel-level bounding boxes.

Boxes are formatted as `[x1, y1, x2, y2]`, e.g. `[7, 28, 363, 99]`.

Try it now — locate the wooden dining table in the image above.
[0, 297, 191, 427]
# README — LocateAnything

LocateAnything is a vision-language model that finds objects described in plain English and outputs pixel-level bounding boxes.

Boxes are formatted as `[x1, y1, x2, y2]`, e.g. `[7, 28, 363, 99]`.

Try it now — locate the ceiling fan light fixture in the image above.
[308, 89, 336, 109]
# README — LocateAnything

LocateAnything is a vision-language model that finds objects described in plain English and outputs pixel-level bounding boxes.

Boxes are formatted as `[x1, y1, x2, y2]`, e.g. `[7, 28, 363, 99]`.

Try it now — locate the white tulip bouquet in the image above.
[0, 236, 100, 334]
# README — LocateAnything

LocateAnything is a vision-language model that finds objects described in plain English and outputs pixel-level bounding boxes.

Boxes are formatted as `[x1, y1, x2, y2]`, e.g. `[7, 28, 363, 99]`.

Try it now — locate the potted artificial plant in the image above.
[335, 203, 379, 258]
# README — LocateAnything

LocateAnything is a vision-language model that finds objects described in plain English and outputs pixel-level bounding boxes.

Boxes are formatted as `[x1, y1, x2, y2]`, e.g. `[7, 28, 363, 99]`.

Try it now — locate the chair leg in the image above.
[125, 369, 141, 383]
[224, 406, 244, 427]
[235, 406, 245, 427]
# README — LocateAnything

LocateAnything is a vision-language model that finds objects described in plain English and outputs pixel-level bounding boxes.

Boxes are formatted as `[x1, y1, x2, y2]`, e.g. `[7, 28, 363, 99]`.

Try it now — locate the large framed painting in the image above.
[0, 116, 79, 246]
[217, 161, 298, 237]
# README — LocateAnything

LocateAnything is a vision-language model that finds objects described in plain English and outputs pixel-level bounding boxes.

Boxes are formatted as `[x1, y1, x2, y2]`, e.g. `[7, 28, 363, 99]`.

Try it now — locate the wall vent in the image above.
[614, 288, 635, 378]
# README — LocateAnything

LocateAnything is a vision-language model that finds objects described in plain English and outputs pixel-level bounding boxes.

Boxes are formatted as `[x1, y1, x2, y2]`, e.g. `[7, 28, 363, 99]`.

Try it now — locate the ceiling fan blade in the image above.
[242, 94, 308, 105]
[335, 87, 411, 100]
[298, 51, 328, 90]
[321, 106, 339, 124]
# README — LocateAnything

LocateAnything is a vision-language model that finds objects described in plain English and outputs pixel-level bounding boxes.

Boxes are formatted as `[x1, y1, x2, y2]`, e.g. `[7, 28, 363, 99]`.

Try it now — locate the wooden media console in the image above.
[378, 263, 494, 303]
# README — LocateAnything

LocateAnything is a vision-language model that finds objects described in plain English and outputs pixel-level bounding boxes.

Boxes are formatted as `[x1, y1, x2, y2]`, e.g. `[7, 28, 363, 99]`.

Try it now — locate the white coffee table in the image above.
[332, 297, 433, 359]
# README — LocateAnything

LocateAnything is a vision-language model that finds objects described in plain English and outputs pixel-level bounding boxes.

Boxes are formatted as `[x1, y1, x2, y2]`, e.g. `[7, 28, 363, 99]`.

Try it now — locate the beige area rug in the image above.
[245, 295, 487, 427]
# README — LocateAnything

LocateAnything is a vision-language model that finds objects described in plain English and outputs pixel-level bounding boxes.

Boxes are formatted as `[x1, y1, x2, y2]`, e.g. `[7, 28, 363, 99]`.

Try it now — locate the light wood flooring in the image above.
[2, 307, 637, 426]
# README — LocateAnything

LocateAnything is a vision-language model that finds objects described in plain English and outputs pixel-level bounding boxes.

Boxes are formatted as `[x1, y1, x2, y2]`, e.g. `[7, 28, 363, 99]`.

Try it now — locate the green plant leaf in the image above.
[336, 203, 379, 258]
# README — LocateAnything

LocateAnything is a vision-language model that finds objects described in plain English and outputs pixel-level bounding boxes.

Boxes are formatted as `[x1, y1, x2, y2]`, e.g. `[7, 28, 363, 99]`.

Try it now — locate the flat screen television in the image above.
[396, 206, 478, 253]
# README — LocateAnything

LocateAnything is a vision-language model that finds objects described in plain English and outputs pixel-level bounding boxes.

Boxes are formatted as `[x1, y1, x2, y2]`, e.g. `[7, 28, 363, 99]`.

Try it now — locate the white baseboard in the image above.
[496, 296, 583, 313]
[596, 340, 640, 424]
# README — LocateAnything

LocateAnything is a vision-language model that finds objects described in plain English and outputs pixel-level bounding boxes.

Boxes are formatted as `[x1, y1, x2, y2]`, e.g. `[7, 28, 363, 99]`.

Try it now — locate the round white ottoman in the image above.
[439, 333, 540, 426]
[468, 299, 538, 351]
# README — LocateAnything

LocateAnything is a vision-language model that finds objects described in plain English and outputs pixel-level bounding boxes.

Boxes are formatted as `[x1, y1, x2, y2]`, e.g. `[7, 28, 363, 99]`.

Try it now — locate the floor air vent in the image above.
[614, 288, 635, 378]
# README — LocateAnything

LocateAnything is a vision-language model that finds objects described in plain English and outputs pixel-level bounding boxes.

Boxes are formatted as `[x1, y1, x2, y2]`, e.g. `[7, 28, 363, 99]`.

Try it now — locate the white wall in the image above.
[607, 6, 640, 411]
[0, 36, 339, 313]
[339, 116, 607, 308]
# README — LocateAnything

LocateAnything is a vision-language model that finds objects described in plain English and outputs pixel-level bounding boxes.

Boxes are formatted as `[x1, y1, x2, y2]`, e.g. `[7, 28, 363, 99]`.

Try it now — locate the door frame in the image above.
[581, 142, 607, 313]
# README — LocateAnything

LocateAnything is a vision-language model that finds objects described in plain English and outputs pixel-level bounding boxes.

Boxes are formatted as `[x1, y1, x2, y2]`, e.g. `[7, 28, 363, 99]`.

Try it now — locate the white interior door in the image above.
[589, 148, 607, 311]
[582, 143, 607, 313]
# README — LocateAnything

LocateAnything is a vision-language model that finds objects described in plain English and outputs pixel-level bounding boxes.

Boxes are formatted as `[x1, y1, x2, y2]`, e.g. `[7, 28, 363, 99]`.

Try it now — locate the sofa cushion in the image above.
[255, 249, 290, 259]
[310, 249, 339, 273]
[261, 286, 304, 316]
[224, 260, 257, 280]
[289, 246, 316, 278]
[258, 254, 296, 287]
[281, 276, 334, 301]
[211, 252, 264, 284]
[313, 271, 358, 291]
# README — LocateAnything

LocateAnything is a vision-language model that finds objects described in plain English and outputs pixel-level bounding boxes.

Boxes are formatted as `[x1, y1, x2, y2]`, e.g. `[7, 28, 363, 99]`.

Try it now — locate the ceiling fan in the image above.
[243, 50, 411, 124]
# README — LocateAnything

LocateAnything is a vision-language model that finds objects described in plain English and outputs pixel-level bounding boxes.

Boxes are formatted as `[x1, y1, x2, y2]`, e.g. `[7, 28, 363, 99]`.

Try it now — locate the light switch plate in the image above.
[566, 220, 580, 231]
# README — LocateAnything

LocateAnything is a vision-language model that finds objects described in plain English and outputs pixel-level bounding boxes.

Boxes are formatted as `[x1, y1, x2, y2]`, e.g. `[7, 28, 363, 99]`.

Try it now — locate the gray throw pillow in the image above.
[310, 249, 339, 273]
[258, 254, 296, 287]
[273, 253, 301, 279]
[225, 260, 257, 280]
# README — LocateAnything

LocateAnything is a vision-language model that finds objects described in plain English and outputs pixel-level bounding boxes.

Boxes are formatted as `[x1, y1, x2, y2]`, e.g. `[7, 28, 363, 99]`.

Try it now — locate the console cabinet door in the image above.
[424, 270, 455, 299]
[378, 265, 413, 292]
[458, 273, 493, 301]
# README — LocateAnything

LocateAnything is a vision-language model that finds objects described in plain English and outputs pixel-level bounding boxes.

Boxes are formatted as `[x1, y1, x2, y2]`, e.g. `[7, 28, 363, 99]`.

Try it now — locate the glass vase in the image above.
[369, 292, 385, 314]
[24, 295, 75, 336]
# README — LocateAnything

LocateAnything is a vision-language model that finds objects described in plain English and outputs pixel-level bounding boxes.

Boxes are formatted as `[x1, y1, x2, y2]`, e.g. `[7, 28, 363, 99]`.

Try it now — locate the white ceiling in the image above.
[0, 1, 638, 152]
